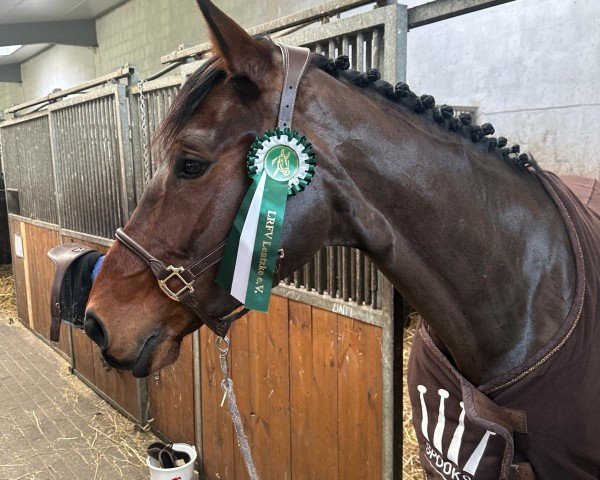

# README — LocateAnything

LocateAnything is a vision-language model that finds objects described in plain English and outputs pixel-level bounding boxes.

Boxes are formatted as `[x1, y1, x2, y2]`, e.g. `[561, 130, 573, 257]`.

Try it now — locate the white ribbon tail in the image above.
[230, 171, 267, 303]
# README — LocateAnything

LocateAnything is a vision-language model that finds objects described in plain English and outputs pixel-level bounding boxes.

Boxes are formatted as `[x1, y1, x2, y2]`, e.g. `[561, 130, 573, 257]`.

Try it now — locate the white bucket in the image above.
[146, 443, 197, 480]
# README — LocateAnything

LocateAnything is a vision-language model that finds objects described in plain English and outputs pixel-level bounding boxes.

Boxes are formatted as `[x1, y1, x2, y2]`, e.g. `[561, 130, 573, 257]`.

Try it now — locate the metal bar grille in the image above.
[277, 19, 388, 312]
[50, 89, 124, 238]
[0, 114, 58, 224]
[283, 245, 384, 310]
[131, 81, 181, 197]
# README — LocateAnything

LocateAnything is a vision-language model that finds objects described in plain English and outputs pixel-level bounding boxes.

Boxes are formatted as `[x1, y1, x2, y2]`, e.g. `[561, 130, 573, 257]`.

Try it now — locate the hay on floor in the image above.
[403, 313, 423, 479]
[0, 265, 17, 319]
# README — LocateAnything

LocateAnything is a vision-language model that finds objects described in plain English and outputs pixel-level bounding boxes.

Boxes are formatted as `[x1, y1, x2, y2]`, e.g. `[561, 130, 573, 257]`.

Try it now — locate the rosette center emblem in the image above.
[265, 145, 299, 181]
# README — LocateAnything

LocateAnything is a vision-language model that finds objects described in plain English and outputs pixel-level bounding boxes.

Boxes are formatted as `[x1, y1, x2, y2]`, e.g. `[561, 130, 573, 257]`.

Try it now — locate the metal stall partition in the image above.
[275, 6, 407, 478]
[0, 69, 145, 425]
[0, 135, 11, 265]
[160, 2, 408, 478]
[50, 83, 135, 240]
[50, 81, 143, 423]
[130, 75, 184, 197]
[0, 178, 9, 265]
[0, 111, 69, 356]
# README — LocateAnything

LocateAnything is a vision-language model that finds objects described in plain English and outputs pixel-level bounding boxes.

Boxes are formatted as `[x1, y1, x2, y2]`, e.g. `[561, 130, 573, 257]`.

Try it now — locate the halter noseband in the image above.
[115, 228, 243, 335]
[115, 43, 311, 336]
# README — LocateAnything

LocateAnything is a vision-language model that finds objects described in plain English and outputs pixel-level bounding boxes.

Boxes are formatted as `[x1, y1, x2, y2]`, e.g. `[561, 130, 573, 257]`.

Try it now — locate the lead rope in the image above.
[216, 336, 260, 480]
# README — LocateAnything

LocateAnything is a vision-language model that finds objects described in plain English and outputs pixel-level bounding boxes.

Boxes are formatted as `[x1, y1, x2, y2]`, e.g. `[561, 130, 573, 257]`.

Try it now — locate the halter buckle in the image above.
[158, 265, 194, 301]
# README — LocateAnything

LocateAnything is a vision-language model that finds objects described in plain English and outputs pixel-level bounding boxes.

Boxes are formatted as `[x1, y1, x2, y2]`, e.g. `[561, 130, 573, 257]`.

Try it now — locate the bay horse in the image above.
[84, 1, 600, 478]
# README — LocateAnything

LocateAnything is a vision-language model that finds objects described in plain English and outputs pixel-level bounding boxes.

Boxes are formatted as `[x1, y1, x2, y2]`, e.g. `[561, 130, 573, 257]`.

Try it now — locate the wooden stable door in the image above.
[8, 218, 29, 327]
[147, 334, 195, 444]
[62, 235, 141, 419]
[8, 219, 71, 355]
[200, 296, 383, 480]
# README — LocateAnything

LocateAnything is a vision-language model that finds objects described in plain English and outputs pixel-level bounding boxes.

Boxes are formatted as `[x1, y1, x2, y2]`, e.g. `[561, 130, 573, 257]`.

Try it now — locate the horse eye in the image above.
[178, 157, 208, 178]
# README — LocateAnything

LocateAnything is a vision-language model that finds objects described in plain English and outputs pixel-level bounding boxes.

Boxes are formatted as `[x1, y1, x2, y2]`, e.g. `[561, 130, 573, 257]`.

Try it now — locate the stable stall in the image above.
[0, 1, 410, 477]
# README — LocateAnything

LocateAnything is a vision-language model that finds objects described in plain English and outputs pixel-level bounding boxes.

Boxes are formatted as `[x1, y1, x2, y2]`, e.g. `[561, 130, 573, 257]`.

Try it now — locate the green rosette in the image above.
[216, 128, 316, 311]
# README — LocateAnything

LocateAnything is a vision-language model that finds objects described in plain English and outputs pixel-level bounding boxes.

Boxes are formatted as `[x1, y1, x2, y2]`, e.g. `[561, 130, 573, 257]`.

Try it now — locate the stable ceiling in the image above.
[0, 0, 127, 67]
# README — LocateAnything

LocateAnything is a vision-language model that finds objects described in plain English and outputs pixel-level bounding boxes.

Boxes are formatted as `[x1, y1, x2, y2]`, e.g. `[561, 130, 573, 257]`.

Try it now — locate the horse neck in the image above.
[302, 82, 576, 385]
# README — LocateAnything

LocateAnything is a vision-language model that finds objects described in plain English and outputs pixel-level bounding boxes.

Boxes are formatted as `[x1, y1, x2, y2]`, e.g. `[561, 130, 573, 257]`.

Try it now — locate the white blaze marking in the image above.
[447, 401, 466, 464]
[463, 431, 496, 474]
[417, 385, 429, 441]
[433, 389, 450, 453]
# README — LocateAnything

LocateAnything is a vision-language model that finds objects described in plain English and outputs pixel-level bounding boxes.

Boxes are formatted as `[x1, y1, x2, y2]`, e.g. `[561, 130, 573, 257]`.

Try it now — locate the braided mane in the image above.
[310, 53, 537, 172]
[157, 46, 537, 173]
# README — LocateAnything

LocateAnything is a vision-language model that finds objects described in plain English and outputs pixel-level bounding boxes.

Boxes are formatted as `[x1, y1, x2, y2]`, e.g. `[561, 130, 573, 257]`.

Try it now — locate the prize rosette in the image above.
[216, 128, 316, 311]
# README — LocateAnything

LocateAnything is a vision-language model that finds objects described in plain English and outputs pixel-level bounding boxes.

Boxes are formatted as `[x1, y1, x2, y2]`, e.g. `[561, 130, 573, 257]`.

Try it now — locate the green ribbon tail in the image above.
[244, 177, 288, 311]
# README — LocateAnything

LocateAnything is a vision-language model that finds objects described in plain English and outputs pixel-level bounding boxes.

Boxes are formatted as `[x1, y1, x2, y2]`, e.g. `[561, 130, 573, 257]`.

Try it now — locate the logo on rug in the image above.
[416, 384, 495, 480]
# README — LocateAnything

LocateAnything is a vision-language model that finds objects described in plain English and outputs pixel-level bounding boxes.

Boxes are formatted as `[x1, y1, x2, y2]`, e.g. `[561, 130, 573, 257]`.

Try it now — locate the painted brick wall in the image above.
[95, 0, 324, 78]
[19, 45, 97, 101]
[95, 0, 202, 78]
[0, 83, 23, 113]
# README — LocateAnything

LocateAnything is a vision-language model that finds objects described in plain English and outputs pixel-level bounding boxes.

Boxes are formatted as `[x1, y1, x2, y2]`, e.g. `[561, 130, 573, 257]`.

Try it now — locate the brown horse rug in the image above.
[408, 170, 600, 480]
[562, 174, 600, 216]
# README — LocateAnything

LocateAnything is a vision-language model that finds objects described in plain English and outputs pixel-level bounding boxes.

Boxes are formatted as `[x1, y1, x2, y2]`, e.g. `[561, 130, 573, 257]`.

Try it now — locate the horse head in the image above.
[84, 0, 339, 377]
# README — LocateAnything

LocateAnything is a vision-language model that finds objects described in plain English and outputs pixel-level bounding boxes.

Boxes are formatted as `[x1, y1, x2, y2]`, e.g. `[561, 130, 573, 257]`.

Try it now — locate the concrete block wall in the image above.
[406, 0, 600, 178]
[0, 83, 23, 115]
[95, 0, 203, 78]
[95, 0, 324, 77]
[20, 45, 97, 100]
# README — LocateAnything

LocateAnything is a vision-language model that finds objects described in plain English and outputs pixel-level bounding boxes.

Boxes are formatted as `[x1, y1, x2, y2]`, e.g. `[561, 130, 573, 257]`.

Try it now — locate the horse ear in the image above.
[196, 0, 272, 81]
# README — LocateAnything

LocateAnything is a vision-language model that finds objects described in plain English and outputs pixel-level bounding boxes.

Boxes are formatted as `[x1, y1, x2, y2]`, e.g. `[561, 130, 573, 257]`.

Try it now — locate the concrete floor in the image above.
[0, 317, 158, 480]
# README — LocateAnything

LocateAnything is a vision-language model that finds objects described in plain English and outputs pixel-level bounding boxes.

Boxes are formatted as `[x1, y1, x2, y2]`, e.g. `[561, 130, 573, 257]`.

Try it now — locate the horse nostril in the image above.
[84, 311, 108, 349]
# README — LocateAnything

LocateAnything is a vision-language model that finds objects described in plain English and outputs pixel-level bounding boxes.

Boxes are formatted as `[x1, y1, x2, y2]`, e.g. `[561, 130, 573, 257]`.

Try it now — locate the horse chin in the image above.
[132, 336, 181, 378]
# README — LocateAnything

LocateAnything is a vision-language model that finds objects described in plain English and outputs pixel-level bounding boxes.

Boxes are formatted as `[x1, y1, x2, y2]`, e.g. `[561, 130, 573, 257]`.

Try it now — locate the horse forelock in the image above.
[153, 56, 227, 156]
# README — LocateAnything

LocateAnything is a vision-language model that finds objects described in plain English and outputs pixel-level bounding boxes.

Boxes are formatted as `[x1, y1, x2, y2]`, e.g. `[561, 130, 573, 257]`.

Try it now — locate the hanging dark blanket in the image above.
[409, 171, 600, 480]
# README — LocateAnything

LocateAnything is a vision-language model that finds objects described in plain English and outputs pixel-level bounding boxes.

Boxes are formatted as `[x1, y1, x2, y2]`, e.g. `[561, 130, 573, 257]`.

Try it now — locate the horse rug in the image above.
[408, 171, 600, 480]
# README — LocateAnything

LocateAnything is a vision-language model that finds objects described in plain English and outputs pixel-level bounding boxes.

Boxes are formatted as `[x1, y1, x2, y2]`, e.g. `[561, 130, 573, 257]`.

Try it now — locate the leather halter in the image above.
[115, 43, 311, 337]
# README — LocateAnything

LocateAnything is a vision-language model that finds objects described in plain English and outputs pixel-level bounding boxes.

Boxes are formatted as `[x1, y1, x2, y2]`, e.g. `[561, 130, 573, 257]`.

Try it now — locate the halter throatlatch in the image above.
[114, 43, 311, 335]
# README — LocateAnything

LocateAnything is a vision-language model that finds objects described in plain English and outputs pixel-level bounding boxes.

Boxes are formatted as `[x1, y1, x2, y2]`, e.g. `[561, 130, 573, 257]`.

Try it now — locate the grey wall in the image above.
[406, 0, 600, 178]
[0, 83, 23, 113]
[95, 0, 203, 77]
[1, 0, 598, 177]
[20, 45, 97, 100]
[93, 0, 323, 76]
